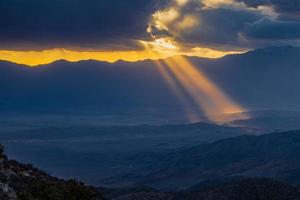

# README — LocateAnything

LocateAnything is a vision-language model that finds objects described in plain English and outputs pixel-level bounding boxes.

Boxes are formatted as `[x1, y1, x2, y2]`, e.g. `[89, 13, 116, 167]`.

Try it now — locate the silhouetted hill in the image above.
[191, 46, 300, 110]
[1, 141, 300, 200]
[0, 59, 178, 111]
[109, 131, 300, 189]
[0, 145, 104, 200]
[0, 122, 247, 187]
[1, 46, 300, 112]
[173, 178, 300, 200]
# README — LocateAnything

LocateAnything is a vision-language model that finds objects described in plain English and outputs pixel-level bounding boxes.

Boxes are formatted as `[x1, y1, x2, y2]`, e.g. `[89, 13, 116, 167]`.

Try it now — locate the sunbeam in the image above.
[154, 60, 202, 122]
[140, 38, 248, 124]
[161, 56, 249, 124]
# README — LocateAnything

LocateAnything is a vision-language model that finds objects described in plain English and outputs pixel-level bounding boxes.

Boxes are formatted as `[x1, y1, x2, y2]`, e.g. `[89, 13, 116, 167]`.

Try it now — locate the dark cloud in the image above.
[151, 0, 300, 49]
[0, 0, 167, 50]
[244, 18, 300, 40]
[0, 0, 299, 51]
[178, 8, 261, 48]
[238, 0, 300, 16]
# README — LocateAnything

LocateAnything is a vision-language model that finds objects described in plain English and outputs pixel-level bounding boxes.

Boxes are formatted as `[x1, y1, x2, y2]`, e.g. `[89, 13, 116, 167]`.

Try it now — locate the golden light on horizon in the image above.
[0, 41, 244, 67]
[0, 48, 174, 67]
[0, 36, 249, 123]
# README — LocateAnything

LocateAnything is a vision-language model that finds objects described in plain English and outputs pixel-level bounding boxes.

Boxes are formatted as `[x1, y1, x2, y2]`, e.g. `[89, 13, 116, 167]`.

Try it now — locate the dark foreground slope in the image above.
[1, 142, 300, 200]
[0, 145, 104, 200]
[109, 131, 300, 189]
[0, 122, 247, 187]
[99, 178, 300, 200]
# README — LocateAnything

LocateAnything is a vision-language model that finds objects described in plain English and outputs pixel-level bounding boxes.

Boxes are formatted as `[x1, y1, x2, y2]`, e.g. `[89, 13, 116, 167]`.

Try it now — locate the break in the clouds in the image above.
[238, 0, 300, 17]
[0, 0, 300, 51]
[148, 0, 300, 50]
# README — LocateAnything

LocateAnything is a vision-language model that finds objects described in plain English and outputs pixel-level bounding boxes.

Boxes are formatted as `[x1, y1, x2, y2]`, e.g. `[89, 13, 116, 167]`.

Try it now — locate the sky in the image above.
[0, 0, 300, 66]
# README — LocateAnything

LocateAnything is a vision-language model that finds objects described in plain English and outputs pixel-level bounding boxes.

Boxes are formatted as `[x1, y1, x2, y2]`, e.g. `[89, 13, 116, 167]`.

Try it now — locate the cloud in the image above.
[178, 8, 261, 48]
[0, 0, 167, 50]
[237, 0, 300, 16]
[147, 0, 261, 49]
[0, 0, 300, 51]
[147, 0, 300, 50]
[244, 18, 300, 40]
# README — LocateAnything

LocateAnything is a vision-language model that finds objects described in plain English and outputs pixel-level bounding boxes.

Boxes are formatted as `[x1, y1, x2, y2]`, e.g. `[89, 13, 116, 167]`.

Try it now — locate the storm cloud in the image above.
[0, 0, 300, 51]
[147, 0, 300, 50]
[0, 0, 166, 50]
[238, 0, 300, 16]
[244, 18, 300, 39]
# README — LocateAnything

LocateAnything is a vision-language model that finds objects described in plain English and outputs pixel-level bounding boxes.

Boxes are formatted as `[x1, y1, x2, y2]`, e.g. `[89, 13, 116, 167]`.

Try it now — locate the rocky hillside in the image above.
[0, 145, 104, 200]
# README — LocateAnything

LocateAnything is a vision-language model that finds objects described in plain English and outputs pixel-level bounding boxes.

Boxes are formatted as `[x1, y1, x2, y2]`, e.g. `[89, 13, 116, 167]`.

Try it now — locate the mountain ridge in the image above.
[1, 45, 300, 113]
[106, 130, 300, 189]
[1, 142, 300, 200]
[0, 45, 299, 68]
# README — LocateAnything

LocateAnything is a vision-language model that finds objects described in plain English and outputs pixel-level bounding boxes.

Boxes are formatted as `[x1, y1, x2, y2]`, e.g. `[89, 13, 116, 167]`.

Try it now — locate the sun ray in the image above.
[162, 56, 249, 124]
[153, 60, 202, 123]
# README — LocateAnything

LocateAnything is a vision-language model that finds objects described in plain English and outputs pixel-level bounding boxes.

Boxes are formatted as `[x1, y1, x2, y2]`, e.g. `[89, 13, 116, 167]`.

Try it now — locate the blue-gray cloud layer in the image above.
[152, 0, 300, 49]
[0, 0, 299, 50]
[0, 0, 167, 50]
[238, 0, 300, 15]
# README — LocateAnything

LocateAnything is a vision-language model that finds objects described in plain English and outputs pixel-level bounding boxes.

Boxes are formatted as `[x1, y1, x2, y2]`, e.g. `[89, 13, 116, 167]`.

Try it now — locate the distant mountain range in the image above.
[107, 130, 300, 189]
[0, 122, 248, 187]
[2, 141, 300, 200]
[1, 46, 300, 113]
[2, 46, 300, 199]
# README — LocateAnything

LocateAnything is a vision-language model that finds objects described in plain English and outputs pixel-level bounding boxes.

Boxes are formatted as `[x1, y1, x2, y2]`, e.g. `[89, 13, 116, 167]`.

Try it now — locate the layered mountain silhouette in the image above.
[1, 46, 300, 199]
[2, 143, 300, 200]
[99, 178, 300, 200]
[107, 131, 300, 189]
[0, 46, 300, 113]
